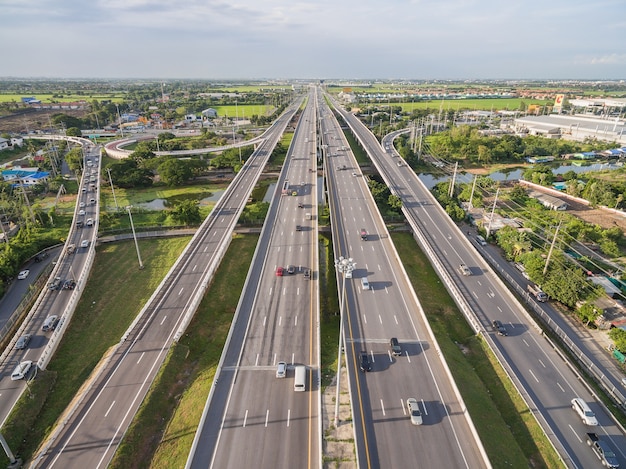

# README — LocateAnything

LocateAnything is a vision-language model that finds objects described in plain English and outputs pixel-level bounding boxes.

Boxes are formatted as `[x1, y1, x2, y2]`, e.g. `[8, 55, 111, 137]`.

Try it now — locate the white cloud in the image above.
[1, 0, 625, 78]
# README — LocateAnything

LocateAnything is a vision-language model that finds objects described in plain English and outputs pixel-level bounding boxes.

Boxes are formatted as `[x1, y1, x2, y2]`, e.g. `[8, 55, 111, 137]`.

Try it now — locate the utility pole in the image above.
[486, 188, 500, 238]
[544, 221, 562, 276]
[106, 167, 119, 211]
[448, 162, 458, 198]
[468, 175, 478, 210]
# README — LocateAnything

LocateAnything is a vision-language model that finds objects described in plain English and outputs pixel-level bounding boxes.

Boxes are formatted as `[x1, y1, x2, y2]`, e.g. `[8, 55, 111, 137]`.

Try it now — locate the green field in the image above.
[0, 93, 125, 103]
[211, 104, 275, 118]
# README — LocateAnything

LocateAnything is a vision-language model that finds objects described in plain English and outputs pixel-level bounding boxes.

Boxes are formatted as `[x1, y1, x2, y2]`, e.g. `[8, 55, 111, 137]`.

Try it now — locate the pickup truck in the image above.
[527, 283, 548, 302]
[586, 433, 620, 468]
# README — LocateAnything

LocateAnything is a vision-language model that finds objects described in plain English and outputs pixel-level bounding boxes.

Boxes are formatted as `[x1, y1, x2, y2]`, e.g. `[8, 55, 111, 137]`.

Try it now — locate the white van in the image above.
[294, 365, 306, 392]
[571, 397, 598, 425]
[361, 277, 370, 290]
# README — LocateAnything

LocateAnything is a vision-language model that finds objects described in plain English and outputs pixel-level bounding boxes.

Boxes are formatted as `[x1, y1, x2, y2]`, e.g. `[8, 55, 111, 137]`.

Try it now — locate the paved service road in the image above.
[34, 101, 302, 469]
[187, 86, 320, 469]
[320, 92, 489, 468]
[334, 100, 626, 468]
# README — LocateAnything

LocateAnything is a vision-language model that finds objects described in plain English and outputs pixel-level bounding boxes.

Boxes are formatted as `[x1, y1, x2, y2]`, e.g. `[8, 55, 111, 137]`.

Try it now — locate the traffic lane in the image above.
[45, 340, 172, 469]
[212, 369, 318, 469]
[363, 359, 477, 468]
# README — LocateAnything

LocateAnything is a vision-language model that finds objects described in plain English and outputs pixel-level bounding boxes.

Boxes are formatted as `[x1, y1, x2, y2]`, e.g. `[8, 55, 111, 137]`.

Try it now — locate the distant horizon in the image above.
[1, 77, 625, 84]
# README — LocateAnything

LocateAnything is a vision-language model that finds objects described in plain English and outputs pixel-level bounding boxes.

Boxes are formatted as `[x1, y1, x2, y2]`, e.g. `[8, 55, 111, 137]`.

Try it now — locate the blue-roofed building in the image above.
[1, 169, 50, 186]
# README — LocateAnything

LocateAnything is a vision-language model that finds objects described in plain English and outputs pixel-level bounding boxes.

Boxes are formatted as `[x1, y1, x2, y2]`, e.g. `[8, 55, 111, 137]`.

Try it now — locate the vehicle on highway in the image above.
[352, 172, 358, 177]
[406, 398, 423, 425]
[458, 264, 472, 276]
[527, 283, 548, 302]
[390, 337, 401, 356]
[90, 198, 96, 204]
[15, 334, 32, 350]
[11, 360, 33, 381]
[304, 269, 311, 280]
[360, 228, 368, 240]
[287, 265, 295, 275]
[67, 244, 76, 254]
[296, 224, 302, 231]
[86, 218, 94, 227]
[571, 397, 598, 426]
[294, 365, 306, 392]
[359, 351, 371, 372]
[48, 276, 62, 290]
[17, 270, 30, 280]
[78, 210, 85, 216]
[62, 279, 76, 290]
[622, 377, 626, 388]
[79, 202, 85, 208]
[76, 220, 84, 228]
[297, 202, 304, 208]
[586, 432, 619, 468]
[275, 266, 284, 277]
[276, 361, 287, 379]
[42, 315, 59, 332]
[360, 277, 370, 290]
[80, 240, 89, 248]
[491, 320, 507, 336]
[476, 235, 487, 246]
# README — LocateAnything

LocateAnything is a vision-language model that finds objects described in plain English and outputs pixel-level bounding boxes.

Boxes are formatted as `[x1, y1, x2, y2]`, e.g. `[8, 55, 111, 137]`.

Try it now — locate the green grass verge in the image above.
[391, 232, 561, 468]
[110, 234, 258, 469]
[0, 237, 190, 466]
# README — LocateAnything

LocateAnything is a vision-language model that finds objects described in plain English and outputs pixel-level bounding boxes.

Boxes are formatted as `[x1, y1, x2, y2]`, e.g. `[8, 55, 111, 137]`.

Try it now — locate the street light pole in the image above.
[126, 205, 144, 269]
[333, 256, 355, 428]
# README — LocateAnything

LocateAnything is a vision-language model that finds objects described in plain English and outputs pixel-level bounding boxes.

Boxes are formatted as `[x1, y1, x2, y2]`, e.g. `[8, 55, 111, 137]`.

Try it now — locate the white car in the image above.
[11, 360, 33, 381]
[78, 210, 85, 216]
[86, 218, 94, 227]
[276, 361, 287, 378]
[80, 239, 89, 248]
[459, 264, 472, 276]
[79, 202, 85, 208]
[17, 270, 30, 280]
[406, 398, 423, 425]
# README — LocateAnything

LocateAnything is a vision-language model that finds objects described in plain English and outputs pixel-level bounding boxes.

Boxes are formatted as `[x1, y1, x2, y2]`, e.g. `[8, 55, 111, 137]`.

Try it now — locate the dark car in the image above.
[296, 225, 302, 231]
[15, 334, 32, 350]
[359, 351, 372, 372]
[297, 202, 304, 208]
[390, 338, 401, 356]
[492, 319, 507, 336]
[62, 279, 76, 290]
[304, 269, 311, 280]
[287, 265, 296, 275]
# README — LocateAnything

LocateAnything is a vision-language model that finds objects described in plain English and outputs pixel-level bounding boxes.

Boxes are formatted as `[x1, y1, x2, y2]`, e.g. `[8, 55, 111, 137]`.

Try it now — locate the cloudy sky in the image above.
[2, 0, 625, 80]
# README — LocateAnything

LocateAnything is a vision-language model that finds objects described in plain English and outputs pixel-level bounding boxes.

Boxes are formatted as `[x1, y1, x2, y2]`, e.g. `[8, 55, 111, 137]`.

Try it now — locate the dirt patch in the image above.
[0, 108, 88, 134]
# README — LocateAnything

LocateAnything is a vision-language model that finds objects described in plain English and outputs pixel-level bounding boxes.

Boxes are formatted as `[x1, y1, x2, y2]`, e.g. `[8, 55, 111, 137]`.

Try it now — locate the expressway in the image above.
[33, 99, 302, 468]
[187, 87, 320, 469]
[319, 94, 489, 467]
[0, 144, 102, 426]
[334, 99, 626, 468]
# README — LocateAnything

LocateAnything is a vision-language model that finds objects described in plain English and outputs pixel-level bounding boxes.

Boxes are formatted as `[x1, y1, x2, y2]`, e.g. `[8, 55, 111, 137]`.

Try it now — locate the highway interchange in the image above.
[1, 85, 625, 468]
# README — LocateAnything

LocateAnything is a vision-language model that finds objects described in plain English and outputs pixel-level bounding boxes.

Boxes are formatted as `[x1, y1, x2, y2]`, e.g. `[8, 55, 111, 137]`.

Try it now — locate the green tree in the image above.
[170, 199, 201, 225]
[158, 158, 192, 186]
[609, 328, 626, 353]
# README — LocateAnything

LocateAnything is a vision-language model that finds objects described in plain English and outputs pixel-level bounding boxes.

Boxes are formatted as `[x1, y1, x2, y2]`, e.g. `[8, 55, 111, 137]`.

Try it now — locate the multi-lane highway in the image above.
[33, 100, 302, 468]
[334, 97, 626, 468]
[319, 94, 489, 468]
[187, 87, 320, 469]
[0, 144, 101, 426]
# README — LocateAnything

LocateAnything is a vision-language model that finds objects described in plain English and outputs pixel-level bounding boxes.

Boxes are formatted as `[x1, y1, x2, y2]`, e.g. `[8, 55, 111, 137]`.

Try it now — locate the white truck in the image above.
[527, 284, 548, 302]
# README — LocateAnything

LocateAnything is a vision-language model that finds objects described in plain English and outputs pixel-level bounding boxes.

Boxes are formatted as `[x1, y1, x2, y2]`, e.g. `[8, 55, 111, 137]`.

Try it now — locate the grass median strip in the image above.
[110, 234, 258, 469]
[391, 231, 561, 468]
